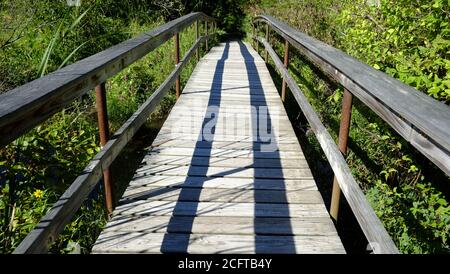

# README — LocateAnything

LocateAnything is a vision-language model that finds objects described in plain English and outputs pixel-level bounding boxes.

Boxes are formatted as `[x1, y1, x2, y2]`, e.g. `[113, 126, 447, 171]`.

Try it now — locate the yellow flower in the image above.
[33, 189, 43, 199]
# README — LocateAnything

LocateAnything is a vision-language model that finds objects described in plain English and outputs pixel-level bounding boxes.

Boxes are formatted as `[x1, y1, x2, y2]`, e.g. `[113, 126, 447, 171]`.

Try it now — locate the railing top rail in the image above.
[254, 15, 450, 159]
[0, 12, 214, 148]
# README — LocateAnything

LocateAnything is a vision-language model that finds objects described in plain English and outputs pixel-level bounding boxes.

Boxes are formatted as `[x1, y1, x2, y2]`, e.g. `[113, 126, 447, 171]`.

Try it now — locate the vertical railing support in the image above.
[252, 23, 256, 48]
[205, 21, 209, 52]
[256, 26, 259, 53]
[195, 20, 200, 62]
[95, 82, 113, 215]
[281, 39, 290, 102]
[265, 24, 269, 63]
[330, 88, 353, 221]
[174, 33, 180, 98]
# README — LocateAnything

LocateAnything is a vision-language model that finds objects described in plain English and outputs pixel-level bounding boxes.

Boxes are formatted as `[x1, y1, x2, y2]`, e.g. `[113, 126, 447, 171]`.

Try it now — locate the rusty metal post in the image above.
[174, 33, 180, 98]
[256, 24, 259, 53]
[95, 82, 113, 215]
[205, 21, 209, 52]
[252, 23, 255, 48]
[196, 20, 199, 62]
[330, 88, 353, 221]
[281, 39, 290, 102]
[265, 24, 269, 63]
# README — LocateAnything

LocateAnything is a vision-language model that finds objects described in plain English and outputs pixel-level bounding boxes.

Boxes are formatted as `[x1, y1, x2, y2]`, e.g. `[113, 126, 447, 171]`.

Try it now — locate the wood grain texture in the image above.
[93, 41, 344, 254]
[128, 175, 319, 191]
[92, 232, 345, 254]
[121, 187, 323, 204]
[100, 216, 337, 236]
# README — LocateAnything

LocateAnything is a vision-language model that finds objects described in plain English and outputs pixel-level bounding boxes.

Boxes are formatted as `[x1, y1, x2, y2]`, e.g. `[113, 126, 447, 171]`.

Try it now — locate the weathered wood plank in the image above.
[128, 175, 318, 191]
[121, 186, 323, 204]
[92, 232, 345, 254]
[134, 164, 313, 179]
[152, 133, 300, 143]
[112, 200, 329, 218]
[142, 154, 308, 167]
[150, 139, 301, 150]
[100, 216, 338, 236]
[147, 147, 306, 159]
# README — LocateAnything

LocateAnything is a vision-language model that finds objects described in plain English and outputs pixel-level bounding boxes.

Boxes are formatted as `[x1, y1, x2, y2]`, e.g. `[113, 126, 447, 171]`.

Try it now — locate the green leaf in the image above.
[58, 41, 87, 70]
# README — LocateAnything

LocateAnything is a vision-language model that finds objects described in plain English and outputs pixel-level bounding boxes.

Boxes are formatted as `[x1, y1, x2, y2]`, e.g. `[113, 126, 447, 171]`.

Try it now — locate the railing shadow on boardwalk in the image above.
[96, 41, 297, 253]
[158, 40, 295, 253]
[160, 41, 230, 252]
[236, 40, 295, 253]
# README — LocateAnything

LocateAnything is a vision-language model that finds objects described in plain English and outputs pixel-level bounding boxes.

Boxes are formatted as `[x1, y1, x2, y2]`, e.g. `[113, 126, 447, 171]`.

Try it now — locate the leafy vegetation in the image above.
[247, 0, 450, 253]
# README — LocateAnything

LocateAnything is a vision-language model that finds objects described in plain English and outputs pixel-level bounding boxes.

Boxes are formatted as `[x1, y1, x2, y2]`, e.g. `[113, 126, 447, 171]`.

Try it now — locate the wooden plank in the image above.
[112, 200, 329, 218]
[152, 133, 300, 143]
[121, 186, 323, 204]
[158, 123, 296, 134]
[92, 232, 345, 254]
[152, 134, 298, 144]
[151, 138, 301, 149]
[158, 121, 293, 131]
[100, 215, 338, 236]
[141, 154, 308, 168]
[147, 147, 306, 159]
[134, 164, 313, 179]
[128, 175, 318, 191]
[167, 108, 290, 117]
[258, 36, 399, 253]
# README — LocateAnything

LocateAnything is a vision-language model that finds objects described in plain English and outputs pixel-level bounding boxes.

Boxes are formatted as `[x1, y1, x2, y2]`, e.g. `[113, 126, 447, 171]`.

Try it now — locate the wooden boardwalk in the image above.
[92, 40, 345, 254]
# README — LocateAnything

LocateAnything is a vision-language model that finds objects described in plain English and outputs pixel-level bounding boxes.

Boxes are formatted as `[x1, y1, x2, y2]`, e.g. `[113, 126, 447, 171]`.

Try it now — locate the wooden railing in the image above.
[253, 15, 450, 254]
[0, 12, 217, 254]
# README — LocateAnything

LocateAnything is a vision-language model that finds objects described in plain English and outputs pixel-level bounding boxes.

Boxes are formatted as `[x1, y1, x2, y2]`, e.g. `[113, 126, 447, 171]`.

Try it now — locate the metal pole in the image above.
[265, 24, 269, 63]
[205, 21, 209, 52]
[256, 23, 259, 53]
[95, 82, 113, 215]
[330, 88, 353, 221]
[195, 20, 199, 62]
[281, 39, 290, 102]
[252, 23, 255, 48]
[174, 33, 180, 98]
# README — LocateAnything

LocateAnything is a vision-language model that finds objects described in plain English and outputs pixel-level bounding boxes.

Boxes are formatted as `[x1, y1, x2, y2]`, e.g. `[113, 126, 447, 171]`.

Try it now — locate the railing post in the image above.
[330, 88, 353, 221]
[174, 32, 180, 98]
[196, 20, 200, 62]
[265, 24, 269, 63]
[205, 21, 209, 52]
[256, 22, 259, 53]
[252, 23, 255, 48]
[95, 82, 113, 215]
[281, 39, 290, 102]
